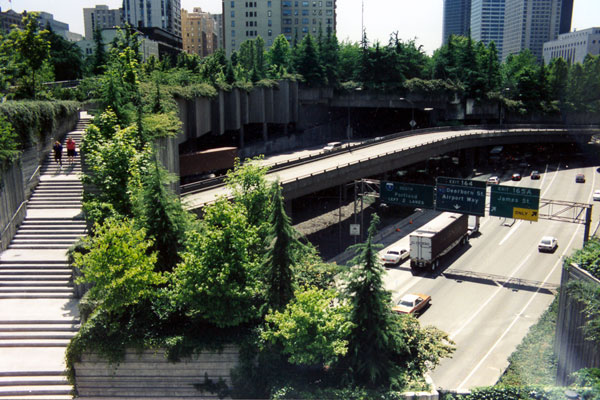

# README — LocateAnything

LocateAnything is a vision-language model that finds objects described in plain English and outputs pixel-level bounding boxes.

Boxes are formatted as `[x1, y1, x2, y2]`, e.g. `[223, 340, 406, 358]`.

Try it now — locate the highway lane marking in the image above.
[456, 209, 582, 391]
[497, 163, 560, 247]
[448, 254, 531, 341]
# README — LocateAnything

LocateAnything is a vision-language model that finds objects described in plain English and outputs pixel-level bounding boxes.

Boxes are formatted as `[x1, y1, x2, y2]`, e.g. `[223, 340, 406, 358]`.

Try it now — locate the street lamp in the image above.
[399, 97, 416, 130]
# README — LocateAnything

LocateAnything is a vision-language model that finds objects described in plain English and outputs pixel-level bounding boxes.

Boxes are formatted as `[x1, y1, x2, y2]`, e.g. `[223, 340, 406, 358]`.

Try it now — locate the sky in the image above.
[2, 0, 600, 54]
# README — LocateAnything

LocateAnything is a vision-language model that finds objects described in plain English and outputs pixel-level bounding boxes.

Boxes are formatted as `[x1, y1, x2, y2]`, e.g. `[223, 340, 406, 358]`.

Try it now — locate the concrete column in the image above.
[262, 122, 268, 141]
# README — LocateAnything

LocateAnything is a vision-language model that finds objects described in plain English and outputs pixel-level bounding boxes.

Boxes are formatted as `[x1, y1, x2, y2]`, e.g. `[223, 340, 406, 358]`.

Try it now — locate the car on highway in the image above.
[487, 176, 500, 185]
[593, 190, 600, 201]
[538, 236, 558, 253]
[530, 170, 541, 180]
[392, 293, 431, 315]
[512, 173, 521, 181]
[381, 249, 409, 265]
[323, 141, 343, 152]
[576, 173, 585, 183]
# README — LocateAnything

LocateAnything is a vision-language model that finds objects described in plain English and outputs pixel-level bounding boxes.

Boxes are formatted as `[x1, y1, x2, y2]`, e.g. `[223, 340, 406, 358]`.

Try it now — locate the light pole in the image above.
[399, 97, 416, 130]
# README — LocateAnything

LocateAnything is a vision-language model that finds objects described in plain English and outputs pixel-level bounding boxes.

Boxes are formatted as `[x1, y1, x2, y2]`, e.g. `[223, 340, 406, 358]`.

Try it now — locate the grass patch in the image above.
[498, 294, 558, 386]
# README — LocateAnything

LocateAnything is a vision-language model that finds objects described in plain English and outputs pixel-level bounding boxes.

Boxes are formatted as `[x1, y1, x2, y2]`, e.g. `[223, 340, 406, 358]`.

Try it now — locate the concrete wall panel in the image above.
[272, 81, 290, 124]
[195, 97, 212, 137]
[224, 89, 241, 131]
[248, 87, 265, 123]
[210, 92, 225, 135]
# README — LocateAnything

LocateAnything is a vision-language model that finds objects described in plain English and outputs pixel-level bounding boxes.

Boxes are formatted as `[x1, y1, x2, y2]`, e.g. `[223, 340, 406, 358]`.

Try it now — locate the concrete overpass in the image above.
[181, 125, 599, 212]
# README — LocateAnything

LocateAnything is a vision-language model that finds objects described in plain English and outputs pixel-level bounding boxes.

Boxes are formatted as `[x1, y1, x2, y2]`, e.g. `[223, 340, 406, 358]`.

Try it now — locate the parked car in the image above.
[530, 171, 541, 180]
[576, 173, 585, 183]
[538, 236, 558, 252]
[392, 293, 431, 315]
[593, 190, 600, 201]
[487, 176, 500, 185]
[512, 173, 521, 181]
[323, 141, 343, 152]
[381, 249, 409, 265]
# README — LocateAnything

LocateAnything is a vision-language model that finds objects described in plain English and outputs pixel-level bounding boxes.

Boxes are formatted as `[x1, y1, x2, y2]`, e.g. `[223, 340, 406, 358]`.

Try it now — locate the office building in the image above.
[223, 0, 336, 55]
[442, 0, 471, 44]
[83, 5, 123, 40]
[502, 0, 569, 63]
[212, 14, 223, 50]
[543, 27, 600, 64]
[0, 7, 23, 33]
[77, 27, 160, 61]
[122, 0, 181, 39]
[470, 0, 505, 57]
[182, 8, 220, 57]
[37, 11, 69, 35]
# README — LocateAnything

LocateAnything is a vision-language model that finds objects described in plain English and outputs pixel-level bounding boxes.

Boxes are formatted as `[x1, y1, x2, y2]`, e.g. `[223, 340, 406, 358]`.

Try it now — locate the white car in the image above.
[538, 236, 558, 253]
[487, 176, 500, 185]
[593, 190, 600, 201]
[323, 141, 342, 152]
[381, 249, 409, 265]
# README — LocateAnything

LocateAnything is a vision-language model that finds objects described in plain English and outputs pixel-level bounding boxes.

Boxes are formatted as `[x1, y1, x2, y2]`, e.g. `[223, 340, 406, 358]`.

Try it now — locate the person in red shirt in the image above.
[66, 137, 76, 165]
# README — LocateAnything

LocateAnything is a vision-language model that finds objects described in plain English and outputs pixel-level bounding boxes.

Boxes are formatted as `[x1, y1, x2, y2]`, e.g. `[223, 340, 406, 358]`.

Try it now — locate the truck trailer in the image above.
[409, 212, 469, 271]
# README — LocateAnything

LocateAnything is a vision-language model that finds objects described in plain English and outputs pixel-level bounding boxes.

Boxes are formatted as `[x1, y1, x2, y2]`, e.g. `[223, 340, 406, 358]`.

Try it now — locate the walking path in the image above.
[0, 112, 90, 399]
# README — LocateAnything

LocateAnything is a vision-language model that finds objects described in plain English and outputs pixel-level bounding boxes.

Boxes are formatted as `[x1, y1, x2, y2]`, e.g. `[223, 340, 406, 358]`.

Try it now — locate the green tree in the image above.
[262, 287, 353, 367]
[46, 26, 83, 81]
[254, 36, 266, 80]
[261, 181, 300, 312]
[92, 28, 107, 75]
[0, 115, 19, 168]
[294, 33, 324, 86]
[548, 57, 569, 105]
[132, 159, 190, 272]
[0, 13, 51, 98]
[320, 32, 340, 86]
[337, 41, 361, 83]
[267, 34, 291, 76]
[341, 214, 397, 386]
[74, 218, 163, 316]
[169, 199, 260, 327]
[239, 39, 256, 78]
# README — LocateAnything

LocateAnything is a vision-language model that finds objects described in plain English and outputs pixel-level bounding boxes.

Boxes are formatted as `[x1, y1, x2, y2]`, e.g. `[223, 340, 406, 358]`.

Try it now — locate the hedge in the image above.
[0, 100, 79, 150]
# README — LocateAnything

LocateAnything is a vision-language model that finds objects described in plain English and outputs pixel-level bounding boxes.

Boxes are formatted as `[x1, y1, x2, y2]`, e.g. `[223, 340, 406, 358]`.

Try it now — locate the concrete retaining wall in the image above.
[0, 163, 26, 251]
[74, 346, 239, 399]
[554, 264, 600, 385]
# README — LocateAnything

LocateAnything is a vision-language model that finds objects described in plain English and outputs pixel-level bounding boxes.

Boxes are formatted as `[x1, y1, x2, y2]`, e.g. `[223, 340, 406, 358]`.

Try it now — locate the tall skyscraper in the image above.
[559, 0, 573, 34]
[502, 0, 566, 62]
[83, 5, 123, 40]
[223, 0, 336, 56]
[182, 8, 220, 57]
[122, 0, 181, 38]
[470, 0, 505, 57]
[442, 0, 471, 44]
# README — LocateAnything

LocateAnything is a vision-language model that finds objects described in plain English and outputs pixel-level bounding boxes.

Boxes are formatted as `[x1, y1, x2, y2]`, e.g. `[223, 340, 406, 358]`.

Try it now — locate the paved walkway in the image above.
[0, 112, 90, 399]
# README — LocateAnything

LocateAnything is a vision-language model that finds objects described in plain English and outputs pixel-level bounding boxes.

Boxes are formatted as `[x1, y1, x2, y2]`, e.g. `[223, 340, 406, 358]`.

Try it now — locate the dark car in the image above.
[576, 173, 585, 183]
[530, 171, 541, 180]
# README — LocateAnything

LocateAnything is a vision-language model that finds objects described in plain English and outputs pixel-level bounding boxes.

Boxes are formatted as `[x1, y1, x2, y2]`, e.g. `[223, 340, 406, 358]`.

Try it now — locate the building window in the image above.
[302, 1, 309, 6]
[302, 26, 308, 33]
[268, 10, 272, 16]
[268, 19, 272, 26]
[283, 10, 291, 16]
[268, 39, 273, 46]
[268, 0, 272, 6]
[302, 9, 309, 15]
[231, 10, 235, 17]
[231, 1, 235, 7]
[232, 30, 235, 36]
[231, 20, 235, 27]
[326, 9, 332, 15]
[284, 27, 292, 33]
[268, 29, 272, 36]
[283, 1, 292, 6]
[302, 18, 308, 24]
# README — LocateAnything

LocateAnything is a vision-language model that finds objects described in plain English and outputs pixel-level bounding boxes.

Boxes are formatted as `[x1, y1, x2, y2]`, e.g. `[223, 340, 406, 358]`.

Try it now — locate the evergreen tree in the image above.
[261, 180, 300, 312]
[92, 28, 107, 75]
[320, 32, 340, 87]
[483, 41, 501, 93]
[225, 59, 236, 84]
[342, 214, 397, 387]
[133, 158, 189, 273]
[254, 36, 266, 80]
[294, 33, 324, 86]
[267, 34, 291, 76]
[46, 26, 83, 81]
[548, 57, 569, 105]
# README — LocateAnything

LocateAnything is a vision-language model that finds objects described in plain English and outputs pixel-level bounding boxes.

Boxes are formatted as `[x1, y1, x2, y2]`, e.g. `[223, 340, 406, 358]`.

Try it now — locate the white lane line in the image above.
[449, 254, 531, 340]
[457, 211, 583, 391]
[498, 220, 523, 245]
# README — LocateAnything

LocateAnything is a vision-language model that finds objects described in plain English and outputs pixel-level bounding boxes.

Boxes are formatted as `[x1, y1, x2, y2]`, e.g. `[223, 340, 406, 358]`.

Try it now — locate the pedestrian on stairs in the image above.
[66, 137, 76, 165]
[53, 141, 62, 166]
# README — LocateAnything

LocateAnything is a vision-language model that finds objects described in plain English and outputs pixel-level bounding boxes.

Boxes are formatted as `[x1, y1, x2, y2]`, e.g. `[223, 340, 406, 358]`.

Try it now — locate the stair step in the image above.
[0, 333, 76, 340]
[0, 271, 71, 276]
[0, 375, 68, 387]
[0, 286, 72, 291]
[10, 240, 80, 245]
[0, 293, 73, 299]
[0, 340, 71, 347]
[0, 386, 72, 396]
[13, 235, 83, 240]
[0, 276, 71, 282]
[0, 325, 77, 333]
[0, 260, 69, 265]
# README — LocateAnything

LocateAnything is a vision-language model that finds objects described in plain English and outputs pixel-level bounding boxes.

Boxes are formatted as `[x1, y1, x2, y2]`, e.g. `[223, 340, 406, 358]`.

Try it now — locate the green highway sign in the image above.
[435, 177, 487, 216]
[380, 181, 435, 209]
[490, 185, 540, 221]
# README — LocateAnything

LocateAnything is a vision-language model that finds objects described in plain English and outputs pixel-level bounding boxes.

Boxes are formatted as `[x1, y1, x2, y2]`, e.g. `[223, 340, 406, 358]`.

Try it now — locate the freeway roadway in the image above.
[182, 126, 585, 209]
[379, 159, 600, 391]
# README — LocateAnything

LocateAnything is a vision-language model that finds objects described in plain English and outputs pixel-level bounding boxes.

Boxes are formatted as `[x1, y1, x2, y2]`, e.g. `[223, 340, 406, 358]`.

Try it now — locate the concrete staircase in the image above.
[0, 113, 90, 399]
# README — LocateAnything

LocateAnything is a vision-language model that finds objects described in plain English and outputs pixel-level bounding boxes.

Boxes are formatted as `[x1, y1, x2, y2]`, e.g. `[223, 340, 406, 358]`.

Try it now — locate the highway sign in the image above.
[435, 177, 486, 216]
[490, 185, 540, 221]
[409, 119, 417, 128]
[349, 224, 360, 236]
[380, 181, 434, 209]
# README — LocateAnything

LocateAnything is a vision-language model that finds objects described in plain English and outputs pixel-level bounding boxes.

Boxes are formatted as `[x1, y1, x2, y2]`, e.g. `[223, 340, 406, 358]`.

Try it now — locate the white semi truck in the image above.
[409, 212, 469, 271]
